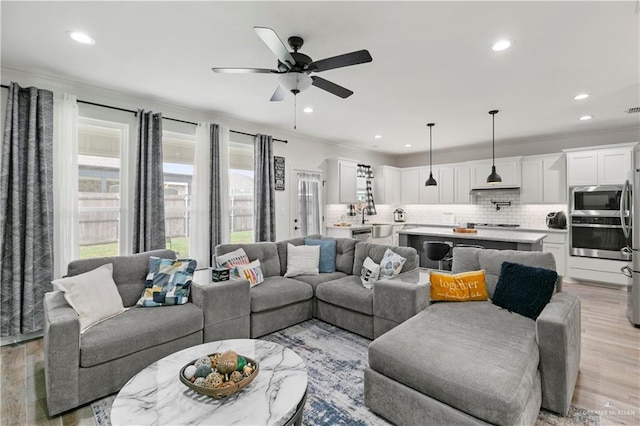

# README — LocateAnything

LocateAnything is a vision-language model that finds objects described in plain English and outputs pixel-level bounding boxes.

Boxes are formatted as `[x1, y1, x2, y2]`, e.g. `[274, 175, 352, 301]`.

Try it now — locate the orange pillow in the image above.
[429, 270, 489, 302]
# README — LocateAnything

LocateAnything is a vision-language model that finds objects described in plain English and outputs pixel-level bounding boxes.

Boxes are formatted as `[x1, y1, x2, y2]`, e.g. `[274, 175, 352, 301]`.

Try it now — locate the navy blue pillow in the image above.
[304, 238, 337, 273]
[492, 261, 557, 320]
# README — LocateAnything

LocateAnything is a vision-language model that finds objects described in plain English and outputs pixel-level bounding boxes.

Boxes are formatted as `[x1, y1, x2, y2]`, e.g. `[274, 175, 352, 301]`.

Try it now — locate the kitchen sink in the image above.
[371, 224, 393, 238]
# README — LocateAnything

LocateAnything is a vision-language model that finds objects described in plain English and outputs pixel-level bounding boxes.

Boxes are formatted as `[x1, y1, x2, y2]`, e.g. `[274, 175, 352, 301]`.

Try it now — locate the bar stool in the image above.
[423, 241, 453, 270]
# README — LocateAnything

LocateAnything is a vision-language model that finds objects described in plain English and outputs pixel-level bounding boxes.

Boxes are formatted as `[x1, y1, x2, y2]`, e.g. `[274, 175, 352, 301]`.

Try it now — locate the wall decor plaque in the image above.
[274, 156, 285, 191]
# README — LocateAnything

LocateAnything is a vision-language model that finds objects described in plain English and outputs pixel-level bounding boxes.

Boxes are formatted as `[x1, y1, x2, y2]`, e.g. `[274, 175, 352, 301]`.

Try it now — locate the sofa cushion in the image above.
[334, 238, 358, 274]
[316, 275, 373, 315]
[492, 262, 557, 320]
[352, 243, 418, 277]
[368, 302, 539, 425]
[250, 276, 313, 313]
[293, 271, 348, 292]
[236, 259, 265, 287]
[305, 238, 337, 273]
[137, 257, 197, 307]
[429, 270, 488, 302]
[67, 249, 176, 307]
[284, 243, 320, 277]
[216, 243, 281, 278]
[452, 247, 557, 297]
[80, 303, 203, 367]
[276, 235, 321, 275]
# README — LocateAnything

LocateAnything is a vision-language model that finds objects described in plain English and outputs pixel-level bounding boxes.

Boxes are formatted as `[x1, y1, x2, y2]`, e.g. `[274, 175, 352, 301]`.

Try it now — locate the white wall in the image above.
[392, 125, 640, 168]
[1, 67, 395, 242]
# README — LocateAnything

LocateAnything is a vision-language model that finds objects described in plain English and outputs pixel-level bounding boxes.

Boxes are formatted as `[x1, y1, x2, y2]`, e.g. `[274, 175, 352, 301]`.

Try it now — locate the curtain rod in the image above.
[1, 84, 288, 143]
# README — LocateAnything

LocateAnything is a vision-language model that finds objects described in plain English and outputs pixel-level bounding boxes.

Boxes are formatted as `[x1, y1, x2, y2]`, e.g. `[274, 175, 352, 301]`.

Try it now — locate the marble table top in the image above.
[110, 339, 308, 426]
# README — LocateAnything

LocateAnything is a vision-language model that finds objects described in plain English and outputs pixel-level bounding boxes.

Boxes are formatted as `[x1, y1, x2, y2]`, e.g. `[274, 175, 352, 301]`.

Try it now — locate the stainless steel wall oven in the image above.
[570, 184, 632, 261]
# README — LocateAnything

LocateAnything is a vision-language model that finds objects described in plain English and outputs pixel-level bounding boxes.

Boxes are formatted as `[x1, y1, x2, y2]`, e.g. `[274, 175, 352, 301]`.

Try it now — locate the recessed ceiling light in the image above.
[68, 31, 95, 45]
[574, 93, 589, 100]
[405, 144, 412, 148]
[303, 107, 314, 113]
[492, 39, 511, 51]
[374, 135, 382, 139]
[579, 115, 593, 121]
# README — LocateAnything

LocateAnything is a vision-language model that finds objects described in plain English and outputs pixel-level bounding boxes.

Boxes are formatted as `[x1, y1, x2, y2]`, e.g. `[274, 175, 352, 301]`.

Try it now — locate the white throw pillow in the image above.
[284, 243, 320, 277]
[52, 263, 125, 333]
[236, 259, 265, 287]
[379, 249, 407, 278]
[360, 256, 380, 289]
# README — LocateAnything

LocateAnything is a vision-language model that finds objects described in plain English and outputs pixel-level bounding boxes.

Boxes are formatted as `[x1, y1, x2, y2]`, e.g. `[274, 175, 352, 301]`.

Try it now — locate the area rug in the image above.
[92, 319, 600, 425]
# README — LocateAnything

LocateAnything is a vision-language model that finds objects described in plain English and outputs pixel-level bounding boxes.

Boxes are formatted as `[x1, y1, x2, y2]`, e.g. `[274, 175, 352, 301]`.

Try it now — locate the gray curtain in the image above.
[0, 82, 54, 337]
[297, 172, 322, 236]
[132, 110, 166, 253]
[209, 123, 221, 265]
[254, 134, 275, 242]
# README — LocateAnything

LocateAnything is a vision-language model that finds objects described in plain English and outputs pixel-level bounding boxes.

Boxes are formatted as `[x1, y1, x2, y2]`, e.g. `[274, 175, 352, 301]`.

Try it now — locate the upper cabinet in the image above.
[373, 165, 401, 205]
[521, 154, 566, 204]
[566, 144, 635, 186]
[400, 167, 422, 204]
[325, 158, 358, 204]
[469, 157, 521, 189]
[454, 165, 471, 204]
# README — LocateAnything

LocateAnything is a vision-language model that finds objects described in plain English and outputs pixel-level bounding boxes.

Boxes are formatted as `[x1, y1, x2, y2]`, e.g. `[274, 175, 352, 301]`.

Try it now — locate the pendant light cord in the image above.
[294, 94, 297, 130]
[492, 112, 495, 167]
[429, 125, 433, 173]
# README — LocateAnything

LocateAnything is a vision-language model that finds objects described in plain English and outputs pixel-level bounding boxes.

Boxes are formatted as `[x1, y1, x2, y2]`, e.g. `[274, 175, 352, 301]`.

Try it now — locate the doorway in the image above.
[292, 170, 323, 238]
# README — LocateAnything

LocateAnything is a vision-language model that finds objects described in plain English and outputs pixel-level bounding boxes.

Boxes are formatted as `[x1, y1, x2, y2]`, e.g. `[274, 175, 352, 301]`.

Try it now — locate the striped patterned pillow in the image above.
[236, 259, 264, 287]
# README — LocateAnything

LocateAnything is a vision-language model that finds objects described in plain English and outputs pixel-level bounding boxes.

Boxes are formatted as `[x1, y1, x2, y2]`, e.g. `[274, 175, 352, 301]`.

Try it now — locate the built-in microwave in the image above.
[571, 185, 625, 216]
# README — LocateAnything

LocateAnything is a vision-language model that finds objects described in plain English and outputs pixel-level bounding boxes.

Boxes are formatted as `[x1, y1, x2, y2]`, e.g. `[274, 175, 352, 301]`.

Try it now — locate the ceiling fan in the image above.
[212, 26, 373, 101]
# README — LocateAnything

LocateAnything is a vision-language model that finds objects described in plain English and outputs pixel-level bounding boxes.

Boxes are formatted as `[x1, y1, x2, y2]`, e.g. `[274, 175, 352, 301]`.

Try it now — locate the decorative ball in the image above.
[230, 371, 243, 383]
[194, 377, 206, 387]
[184, 365, 197, 380]
[236, 356, 247, 371]
[194, 365, 212, 378]
[194, 356, 212, 368]
[242, 365, 254, 377]
[204, 373, 224, 388]
[217, 350, 238, 374]
[210, 353, 221, 369]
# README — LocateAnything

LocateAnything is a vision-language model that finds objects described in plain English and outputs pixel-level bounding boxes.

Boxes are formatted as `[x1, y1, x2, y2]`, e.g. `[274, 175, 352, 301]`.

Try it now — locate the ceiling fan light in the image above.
[278, 73, 312, 93]
[425, 172, 438, 186]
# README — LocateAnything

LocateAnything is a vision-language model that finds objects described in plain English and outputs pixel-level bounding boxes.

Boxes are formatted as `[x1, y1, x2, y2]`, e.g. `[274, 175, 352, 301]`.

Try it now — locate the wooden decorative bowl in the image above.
[453, 227, 478, 234]
[179, 354, 259, 398]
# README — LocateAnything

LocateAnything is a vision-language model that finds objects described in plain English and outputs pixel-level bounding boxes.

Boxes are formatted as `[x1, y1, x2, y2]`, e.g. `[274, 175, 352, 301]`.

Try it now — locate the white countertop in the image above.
[402, 223, 568, 234]
[399, 226, 547, 244]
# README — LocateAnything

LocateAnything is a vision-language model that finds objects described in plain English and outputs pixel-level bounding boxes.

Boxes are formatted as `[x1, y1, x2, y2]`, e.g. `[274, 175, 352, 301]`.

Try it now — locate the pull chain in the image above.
[294, 94, 297, 130]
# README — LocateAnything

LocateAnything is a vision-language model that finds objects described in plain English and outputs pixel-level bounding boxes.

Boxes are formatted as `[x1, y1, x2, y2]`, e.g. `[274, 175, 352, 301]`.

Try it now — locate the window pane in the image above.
[229, 141, 254, 243]
[77, 122, 122, 258]
[163, 132, 195, 256]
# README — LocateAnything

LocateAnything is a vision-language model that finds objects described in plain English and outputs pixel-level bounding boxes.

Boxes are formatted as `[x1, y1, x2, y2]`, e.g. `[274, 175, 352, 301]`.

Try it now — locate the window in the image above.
[77, 118, 127, 258]
[163, 131, 195, 256]
[228, 139, 254, 243]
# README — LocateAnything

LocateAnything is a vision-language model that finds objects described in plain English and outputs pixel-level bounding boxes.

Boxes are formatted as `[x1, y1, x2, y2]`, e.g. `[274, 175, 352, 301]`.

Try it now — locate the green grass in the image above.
[79, 232, 253, 259]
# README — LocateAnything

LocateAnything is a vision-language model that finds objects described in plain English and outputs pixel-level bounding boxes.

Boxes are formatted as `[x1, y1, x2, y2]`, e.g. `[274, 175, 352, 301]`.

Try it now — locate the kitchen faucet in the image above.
[361, 207, 367, 225]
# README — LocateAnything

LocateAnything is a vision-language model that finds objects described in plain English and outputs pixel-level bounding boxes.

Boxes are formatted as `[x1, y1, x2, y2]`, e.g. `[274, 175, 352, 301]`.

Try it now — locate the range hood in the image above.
[470, 186, 520, 195]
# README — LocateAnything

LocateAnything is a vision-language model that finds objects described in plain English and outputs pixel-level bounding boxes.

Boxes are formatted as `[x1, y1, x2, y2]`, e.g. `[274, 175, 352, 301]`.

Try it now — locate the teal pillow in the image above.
[304, 238, 337, 273]
[137, 257, 197, 307]
[492, 261, 557, 320]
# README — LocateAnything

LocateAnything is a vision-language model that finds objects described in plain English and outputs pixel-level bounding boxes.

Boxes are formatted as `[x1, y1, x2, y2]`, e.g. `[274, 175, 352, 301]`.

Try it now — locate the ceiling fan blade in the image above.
[212, 68, 279, 74]
[270, 85, 287, 102]
[253, 26, 296, 68]
[309, 50, 372, 73]
[311, 76, 353, 99]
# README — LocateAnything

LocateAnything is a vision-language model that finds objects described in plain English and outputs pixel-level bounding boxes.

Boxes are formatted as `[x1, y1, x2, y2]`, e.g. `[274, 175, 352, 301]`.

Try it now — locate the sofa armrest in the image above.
[373, 279, 429, 325]
[44, 291, 81, 416]
[191, 279, 251, 341]
[536, 291, 581, 416]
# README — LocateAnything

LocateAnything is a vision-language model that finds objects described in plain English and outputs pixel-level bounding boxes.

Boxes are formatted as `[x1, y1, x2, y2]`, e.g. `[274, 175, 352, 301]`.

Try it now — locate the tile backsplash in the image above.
[325, 192, 567, 230]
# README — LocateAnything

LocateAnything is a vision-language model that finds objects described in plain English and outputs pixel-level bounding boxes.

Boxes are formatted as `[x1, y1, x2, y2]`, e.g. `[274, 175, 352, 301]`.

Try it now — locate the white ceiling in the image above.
[2, 1, 639, 154]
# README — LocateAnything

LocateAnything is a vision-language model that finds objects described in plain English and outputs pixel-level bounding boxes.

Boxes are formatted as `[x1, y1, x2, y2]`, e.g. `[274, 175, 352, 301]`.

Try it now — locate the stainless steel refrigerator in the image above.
[621, 153, 640, 328]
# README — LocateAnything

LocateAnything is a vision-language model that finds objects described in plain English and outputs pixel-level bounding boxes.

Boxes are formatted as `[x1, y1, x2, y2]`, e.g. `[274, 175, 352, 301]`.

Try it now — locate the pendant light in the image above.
[486, 110, 502, 184]
[425, 123, 437, 186]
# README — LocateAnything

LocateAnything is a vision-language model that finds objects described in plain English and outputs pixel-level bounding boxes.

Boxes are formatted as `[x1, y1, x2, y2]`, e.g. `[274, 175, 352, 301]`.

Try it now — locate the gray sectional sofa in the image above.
[213, 236, 422, 340]
[364, 247, 581, 425]
[44, 249, 219, 416]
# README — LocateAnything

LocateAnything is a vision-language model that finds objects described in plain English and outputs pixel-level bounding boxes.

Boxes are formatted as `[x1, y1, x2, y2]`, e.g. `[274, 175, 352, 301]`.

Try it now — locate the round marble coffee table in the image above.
[110, 339, 308, 426]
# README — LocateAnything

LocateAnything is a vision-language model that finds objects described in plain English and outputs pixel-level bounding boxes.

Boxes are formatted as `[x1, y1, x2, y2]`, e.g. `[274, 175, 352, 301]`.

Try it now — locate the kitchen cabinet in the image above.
[325, 158, 358, 204]
[542, 232, 567, 276]
[454, 165, 471, 204]
[401, 167, 422, 204]
[373, 165, 401, 205]
[419, 167, 439, 204]
[566, 144, 634, 186]
[469, 157, 521, 189]
[438, 166, 455, 204]
[521, 154, 566, 204]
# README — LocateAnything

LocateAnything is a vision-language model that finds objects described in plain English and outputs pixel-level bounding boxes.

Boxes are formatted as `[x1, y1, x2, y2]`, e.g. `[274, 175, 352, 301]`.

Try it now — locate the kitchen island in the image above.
[399, 226, 547, 268]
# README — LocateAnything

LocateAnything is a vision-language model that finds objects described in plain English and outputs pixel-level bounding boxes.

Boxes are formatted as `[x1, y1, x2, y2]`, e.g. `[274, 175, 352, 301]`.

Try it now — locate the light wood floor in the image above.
[1, 281, 638, 425]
